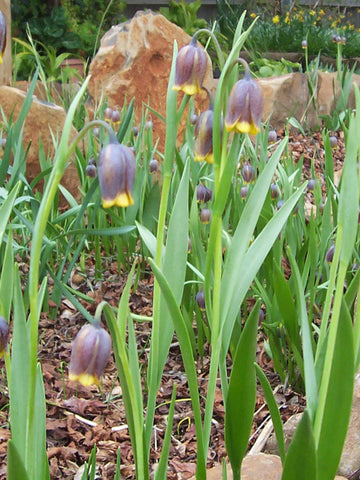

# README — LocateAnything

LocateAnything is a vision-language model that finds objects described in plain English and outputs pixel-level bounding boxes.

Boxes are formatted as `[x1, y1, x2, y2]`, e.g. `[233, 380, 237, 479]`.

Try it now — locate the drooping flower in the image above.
[97, 141, 136, 208]
[69, 323, 112, 386]
[0, 316, 9, 358]
[225, 69, 264, 136]
[0, 10, 6, 64]
[173, 36, 208, 96]
[194, 107, 215, 163]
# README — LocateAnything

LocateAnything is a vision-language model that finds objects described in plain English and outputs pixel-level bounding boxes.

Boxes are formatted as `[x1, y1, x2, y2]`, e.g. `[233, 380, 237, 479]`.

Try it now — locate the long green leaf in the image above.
[281, 410, 317, 480]
[9, 264, 30, 461]
[316, 300, 354, 480]
[221, 184, 307, 363]
[286, 247, 317, 420]
[0, 181, 21, 246]
[7, 440, 30, 480]
[255, 364, 286, 463]
[148, 258, 206, 479]
[225, 302, 260, 479]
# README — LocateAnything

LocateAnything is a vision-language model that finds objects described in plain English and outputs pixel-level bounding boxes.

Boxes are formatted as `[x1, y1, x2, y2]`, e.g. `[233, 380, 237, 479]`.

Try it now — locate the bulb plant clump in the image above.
[1, 9, 360, 480]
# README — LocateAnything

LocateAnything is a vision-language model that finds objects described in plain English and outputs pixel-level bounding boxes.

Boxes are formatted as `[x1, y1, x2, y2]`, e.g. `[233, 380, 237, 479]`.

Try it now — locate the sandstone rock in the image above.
[0, 86, 79, 201]
[188, 454, 282, 480]
[87, 10, 215, 150]
[0, 0, 11, 85]
[338, 369, 360, 476]
[258, 71, 360, 130]
[266, 412, 302, 455]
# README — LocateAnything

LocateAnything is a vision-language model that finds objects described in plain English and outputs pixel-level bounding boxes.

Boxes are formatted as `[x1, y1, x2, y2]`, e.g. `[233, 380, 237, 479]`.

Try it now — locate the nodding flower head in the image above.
[173, 36, 208, 96]
[0, 316, 9, 358]
[194, 108, 215, 163]
[0, 11, 6, 64]
[225, 68, 264, 135]
[98, 141, 136, 208]
[69, 323, 112, 386]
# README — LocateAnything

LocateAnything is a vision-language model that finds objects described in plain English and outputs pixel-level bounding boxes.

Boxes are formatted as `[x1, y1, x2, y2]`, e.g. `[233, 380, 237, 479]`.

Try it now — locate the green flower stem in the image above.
[194, 28, 225, 71]
[26, 77, 116, 468]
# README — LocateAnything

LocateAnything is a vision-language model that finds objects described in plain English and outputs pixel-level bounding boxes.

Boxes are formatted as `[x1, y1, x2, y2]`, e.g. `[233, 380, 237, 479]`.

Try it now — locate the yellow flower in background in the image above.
[285, 12, 291, 24]
[250, 12, 256, 18]
[309, 10, 315, 16]
[331, 20, 337, 28]
[272, 15, 280, 25]
[319, 9, 325, 16]
[349, 24, 355, 30]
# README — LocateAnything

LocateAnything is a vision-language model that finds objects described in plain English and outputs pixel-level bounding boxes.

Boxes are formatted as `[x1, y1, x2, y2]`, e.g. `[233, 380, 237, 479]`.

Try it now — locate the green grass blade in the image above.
[225, 302, 260, 479]
[281, 410, 317, 480]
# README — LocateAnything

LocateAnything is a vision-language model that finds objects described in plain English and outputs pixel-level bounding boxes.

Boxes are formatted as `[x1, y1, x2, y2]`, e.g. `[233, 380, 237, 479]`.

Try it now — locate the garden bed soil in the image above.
[0, 128, 346, 479]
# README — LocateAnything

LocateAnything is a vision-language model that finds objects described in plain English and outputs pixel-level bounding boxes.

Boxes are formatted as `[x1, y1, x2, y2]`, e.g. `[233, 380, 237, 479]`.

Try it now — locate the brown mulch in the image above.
[0, 128, 346, 479]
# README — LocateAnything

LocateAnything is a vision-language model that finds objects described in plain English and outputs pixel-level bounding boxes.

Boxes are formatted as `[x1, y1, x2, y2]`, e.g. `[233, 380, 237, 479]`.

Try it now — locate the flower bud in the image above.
[104, 106, 113, 122]
[241, 163, 256, 184]
[195, 291, 206, 310]
[0, 316, 9, 357]
[307, 178, 316, 192]
[240, 185, 248, 199]
[270, 183, 279, 200]
[98, 141, 136, 208]
[194, 108, 215, 164]
[111, 108, 121, 125]
[200, 208, 211, 224]
[326, 244, 335, 263]
[329, 136, 338, 149]
[86, 162, 97, 178]
[69, 323, 112, 386]
[149, 158, 159, 173]
[196, 184, 207, 202]
[301, 39, 308, 49]
[173, 36, 208, 96]
[268, 130, 277, 144]
[225, 69, 264, 135]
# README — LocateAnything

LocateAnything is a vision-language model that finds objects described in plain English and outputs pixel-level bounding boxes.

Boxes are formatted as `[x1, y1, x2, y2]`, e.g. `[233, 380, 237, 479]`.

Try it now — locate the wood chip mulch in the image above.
[0, 127, 346, 479]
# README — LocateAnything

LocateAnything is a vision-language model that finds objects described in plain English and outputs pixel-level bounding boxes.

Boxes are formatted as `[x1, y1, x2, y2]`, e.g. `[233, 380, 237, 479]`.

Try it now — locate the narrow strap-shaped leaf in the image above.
[148, 258, 207, 478]
[316, 300, 354, 480]
[155, 385, 177, 480]
[0, 181, 21, 245]
[255, 363, 286, 464]
[7, 440, 29, 480]
[286, 247, 317, 419]
[281, 410, 317, 480]
[225, 302, 260, 479]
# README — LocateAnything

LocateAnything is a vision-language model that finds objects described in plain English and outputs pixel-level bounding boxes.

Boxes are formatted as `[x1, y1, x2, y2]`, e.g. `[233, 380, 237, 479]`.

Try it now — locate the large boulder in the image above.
[0, 86, 79, 200]
[258, 71, 360, 130]
[87, 10, 215, 150]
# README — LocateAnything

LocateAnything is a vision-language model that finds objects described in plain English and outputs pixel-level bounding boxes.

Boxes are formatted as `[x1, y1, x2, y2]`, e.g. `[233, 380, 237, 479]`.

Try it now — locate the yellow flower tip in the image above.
[102, 192, 134, 208]
[69, 372, 99, 386]
[173, 82, 201, 96]
[194, 153, 214, 164]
